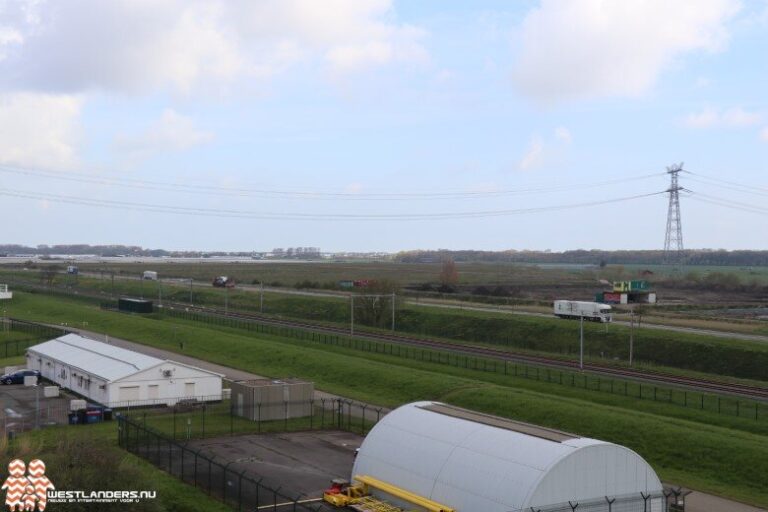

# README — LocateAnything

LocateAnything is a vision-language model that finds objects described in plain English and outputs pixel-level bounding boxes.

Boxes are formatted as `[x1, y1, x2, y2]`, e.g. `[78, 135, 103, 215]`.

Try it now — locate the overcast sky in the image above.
[0, 0, 766, 252]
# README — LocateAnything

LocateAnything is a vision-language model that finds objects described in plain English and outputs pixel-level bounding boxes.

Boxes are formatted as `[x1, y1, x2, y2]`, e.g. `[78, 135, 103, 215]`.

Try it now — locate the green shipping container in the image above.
[118, 298, 153, 314]
[630, 280, 649, 291]
[595, 292, 604, 302]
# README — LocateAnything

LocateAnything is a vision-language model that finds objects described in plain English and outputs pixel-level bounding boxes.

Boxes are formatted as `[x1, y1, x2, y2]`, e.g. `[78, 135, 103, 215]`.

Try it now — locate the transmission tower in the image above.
[663, 163, 684, 266]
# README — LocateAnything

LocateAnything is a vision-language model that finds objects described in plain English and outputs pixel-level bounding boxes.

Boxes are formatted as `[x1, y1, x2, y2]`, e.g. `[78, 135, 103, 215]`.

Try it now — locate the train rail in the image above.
[162, 301, 768, 401]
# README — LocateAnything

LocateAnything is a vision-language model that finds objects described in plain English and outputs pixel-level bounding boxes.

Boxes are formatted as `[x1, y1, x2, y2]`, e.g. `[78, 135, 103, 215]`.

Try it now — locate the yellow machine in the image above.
[323, 475, 455, 512]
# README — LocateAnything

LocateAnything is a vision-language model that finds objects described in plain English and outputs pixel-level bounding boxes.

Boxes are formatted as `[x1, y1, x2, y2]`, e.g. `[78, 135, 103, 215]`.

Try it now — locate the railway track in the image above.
[5, 282, 767, 399]
[163, 301, 768, 401]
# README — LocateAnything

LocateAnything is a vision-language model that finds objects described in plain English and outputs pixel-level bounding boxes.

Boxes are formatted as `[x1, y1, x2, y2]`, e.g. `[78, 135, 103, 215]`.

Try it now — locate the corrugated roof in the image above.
[420, 403, 577, 442]
[27, 334, 163, 381]
[352, 401, 662, 512]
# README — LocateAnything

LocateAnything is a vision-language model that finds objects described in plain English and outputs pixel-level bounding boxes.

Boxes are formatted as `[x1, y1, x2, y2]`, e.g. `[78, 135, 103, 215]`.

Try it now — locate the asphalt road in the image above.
[407, 299, 768, 343]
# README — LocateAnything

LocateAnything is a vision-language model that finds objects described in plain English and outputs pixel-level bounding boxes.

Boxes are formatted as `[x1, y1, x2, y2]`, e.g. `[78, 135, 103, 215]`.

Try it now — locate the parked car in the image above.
[1, 369, 40, 385]
[212, 276, 236, 288]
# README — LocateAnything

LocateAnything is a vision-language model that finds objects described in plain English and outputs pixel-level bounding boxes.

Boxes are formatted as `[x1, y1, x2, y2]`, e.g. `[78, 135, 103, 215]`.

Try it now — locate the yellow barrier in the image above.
[354, 475, 455, 512]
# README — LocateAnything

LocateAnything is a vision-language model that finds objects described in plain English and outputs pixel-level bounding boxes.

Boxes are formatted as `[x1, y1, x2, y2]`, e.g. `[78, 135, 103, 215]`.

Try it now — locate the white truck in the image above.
[554, 300, 612, 323]
[142, 270, 158, 280]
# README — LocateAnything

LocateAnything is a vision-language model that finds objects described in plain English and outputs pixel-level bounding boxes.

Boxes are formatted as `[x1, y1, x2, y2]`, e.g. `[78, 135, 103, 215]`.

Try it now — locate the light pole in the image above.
[350, 294, 355, 336]
[391, 292, 396, 332]
[260, 281, 264, 313]
[158, 279, 163, 307]
[224, 286, 229, 315]
[629, 308, 635, 366]
[189, 278, 193, 305]
[579, 315, 584, 370]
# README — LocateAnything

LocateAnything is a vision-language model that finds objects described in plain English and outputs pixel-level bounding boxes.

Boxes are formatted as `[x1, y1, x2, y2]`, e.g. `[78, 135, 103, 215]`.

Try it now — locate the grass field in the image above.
[5, 292, 768, 506]
[8, 423, 231, 512]
[24, 272, 768, 381]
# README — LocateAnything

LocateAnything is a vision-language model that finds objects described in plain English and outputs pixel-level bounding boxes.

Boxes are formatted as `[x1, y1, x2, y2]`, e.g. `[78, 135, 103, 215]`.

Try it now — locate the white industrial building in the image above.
[26, 334, 223, 407]
[0, 284, 11, 300]
[352, 402, 664, 512]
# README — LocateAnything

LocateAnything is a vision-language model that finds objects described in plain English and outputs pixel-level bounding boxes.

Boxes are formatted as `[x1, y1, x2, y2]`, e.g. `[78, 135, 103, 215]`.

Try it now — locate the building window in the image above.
[78, 376, 84, 388]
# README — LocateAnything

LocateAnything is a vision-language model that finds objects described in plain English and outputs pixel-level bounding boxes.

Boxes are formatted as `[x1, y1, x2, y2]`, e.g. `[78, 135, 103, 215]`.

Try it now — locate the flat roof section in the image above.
[419, 403, 577, 443]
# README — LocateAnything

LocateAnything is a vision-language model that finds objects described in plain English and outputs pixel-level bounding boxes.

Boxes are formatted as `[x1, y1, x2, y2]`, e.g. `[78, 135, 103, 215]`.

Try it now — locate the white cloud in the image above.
[554, 126, 572, 144]
[114, 109, 214, 161]
[721, 107, 762, 127]
[512, 0, 741, 102]
[760, 127, 768, 142]
[683, 108, 720, 128]
[518, 127, 572, 171]
[0, 93, 82, 170]
[683, 106, 762, 129]
[0, 0, 427, 95]
[519, 137, 545, 171]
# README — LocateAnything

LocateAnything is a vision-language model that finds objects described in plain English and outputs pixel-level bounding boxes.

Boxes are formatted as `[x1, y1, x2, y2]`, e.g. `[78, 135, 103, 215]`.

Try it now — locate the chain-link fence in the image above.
[154, 306, 765, 422]
[512, 491, 675, 512]
[118, 414, 336, 512]
[124, 397, 384, 440]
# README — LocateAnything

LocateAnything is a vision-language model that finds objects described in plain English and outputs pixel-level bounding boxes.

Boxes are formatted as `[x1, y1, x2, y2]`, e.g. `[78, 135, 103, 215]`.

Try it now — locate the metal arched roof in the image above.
[352, 402, 662, 512]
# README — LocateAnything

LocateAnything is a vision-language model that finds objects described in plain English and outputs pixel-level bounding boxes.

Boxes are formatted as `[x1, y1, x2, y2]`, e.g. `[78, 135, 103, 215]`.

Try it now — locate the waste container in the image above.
[85, 410, 102, 424]
[103, 408, 113, 421]
[68, 412, 79, 425]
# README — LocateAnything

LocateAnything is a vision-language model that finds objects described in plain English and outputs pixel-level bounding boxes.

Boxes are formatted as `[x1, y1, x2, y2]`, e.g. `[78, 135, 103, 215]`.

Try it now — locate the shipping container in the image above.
[142, 270, 158, 280]
[118, 298, 153, 314]
[553, 300, 612, 323]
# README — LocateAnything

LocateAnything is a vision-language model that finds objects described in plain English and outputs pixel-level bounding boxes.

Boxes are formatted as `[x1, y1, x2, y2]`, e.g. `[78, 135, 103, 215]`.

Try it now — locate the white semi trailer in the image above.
[554, 300, 612, 323]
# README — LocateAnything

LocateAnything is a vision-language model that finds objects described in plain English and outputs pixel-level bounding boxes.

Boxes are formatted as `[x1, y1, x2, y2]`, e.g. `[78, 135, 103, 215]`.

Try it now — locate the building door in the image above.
[118, 386, 140, 403]
[184, 382, 195, 397]
[148, 385, 159, 400]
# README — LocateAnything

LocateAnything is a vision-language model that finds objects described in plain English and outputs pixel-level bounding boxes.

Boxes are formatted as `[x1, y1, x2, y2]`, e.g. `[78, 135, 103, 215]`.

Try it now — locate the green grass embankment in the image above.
[7, 274, 768, 382]
[6, 292, 768, 506]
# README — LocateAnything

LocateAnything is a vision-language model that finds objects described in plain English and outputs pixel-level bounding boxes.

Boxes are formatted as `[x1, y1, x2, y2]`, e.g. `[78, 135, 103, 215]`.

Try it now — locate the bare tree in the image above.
[439, 258, 459, 286]
[354, 279, 401, 328]
[39, 264, 63, 288]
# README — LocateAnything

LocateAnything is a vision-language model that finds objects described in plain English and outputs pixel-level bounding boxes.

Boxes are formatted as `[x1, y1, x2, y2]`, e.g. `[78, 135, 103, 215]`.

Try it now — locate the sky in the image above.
[0, 0, 767, 252]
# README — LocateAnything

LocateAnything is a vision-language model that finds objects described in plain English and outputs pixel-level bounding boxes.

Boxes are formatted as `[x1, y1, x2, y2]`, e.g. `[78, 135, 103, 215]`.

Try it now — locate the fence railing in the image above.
[155, 307, 766, 422]
[511, 490, 674, 512]
[0, 318, 68, 358]
[118, 414, 335, 512]
[124, 397, 384, 441]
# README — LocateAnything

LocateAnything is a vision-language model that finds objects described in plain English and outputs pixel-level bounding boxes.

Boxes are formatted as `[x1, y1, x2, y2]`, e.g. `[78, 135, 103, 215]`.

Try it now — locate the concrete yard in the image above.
[187, 430, 362, 499]
[0, 383, 73, 434]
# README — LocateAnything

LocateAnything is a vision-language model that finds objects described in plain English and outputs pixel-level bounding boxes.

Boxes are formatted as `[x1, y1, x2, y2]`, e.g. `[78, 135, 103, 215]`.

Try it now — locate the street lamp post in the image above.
[391, 292, 396, 332]
[629, 308, 635, 366]
[579, 315, 584, 370]
[350, 294, 354, 336]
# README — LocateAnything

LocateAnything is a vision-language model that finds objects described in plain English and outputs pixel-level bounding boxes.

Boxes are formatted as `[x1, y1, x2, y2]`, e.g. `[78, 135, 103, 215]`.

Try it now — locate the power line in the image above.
[685, 173, 768, 198]
[0, 186, 666, 221]
[687, 191, 768, 216]
[0, 164, 664, 201]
